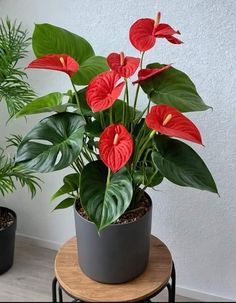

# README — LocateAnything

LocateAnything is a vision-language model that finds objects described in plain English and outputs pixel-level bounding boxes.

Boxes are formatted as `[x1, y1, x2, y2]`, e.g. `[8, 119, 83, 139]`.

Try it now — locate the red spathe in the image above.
[86, 71, 125, 112]
[129, 13, 183, 51]
[99, 124, 133, 173]
[145, 105, 202, 144]
[133, 64, 171, 84]
[107, 52, 140, 78]
[27, 54, 79, 77]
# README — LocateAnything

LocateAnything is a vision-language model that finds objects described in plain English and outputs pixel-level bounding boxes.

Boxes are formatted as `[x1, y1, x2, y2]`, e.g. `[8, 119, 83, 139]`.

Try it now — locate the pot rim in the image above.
[74, 192, 152, 228]
[0, 206, 17, 233]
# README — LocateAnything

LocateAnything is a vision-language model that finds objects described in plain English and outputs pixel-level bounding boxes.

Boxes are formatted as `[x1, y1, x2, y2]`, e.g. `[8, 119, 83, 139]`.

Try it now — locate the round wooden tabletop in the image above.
[55, 235, 172, 302]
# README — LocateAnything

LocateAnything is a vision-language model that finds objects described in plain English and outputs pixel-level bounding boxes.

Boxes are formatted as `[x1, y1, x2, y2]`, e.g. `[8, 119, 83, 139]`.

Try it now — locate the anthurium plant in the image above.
[16, 12, 218, 230]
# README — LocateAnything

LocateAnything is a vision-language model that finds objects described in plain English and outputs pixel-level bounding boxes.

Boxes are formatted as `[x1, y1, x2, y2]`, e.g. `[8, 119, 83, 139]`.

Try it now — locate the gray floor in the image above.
[0, 237, 197, 302]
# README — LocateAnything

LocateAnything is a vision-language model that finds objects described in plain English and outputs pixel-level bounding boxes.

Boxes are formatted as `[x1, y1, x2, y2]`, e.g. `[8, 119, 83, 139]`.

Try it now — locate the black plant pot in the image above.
[74, 193, 152, 284]
[0, 206, 17, 275]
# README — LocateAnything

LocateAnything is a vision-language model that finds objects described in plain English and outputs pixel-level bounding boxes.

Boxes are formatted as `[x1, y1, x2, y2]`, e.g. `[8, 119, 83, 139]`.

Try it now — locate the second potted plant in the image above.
[16, 12, 218, 283]
[0, 18, 39, 274]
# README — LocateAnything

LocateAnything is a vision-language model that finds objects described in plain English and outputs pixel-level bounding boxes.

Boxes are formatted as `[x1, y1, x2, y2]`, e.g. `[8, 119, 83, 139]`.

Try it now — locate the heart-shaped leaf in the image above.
[80, 160, 133, 230]
[72, 56, 109, 85]
[16, 92, 76, 117]
[154, 135, 218, 193]
[33, 23, 94, 64]
[32, 24, 108, 86]
[16, 113, 85, 172]
[140, 63, 211, 112]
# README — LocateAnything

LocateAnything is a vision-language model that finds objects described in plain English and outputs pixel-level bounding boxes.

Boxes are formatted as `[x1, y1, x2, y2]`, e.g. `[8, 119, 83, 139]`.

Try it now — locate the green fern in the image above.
[0, 18, 35, 117]
[0, 149, 41, 198]
[6, 134, 23, 148]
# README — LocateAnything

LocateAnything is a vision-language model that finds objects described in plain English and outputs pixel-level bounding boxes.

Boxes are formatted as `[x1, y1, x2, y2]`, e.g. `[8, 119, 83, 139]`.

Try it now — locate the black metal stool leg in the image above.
[166, 283, 171, 302]
[171, 262, 176, 302]
[52, 277, 58, 302]
[167, 262, 176, 302]
[58, 284, 63, 302]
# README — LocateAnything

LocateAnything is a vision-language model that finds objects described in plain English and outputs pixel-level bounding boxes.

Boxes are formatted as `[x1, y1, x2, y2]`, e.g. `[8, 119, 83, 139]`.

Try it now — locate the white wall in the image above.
[0, 0, 235, 300]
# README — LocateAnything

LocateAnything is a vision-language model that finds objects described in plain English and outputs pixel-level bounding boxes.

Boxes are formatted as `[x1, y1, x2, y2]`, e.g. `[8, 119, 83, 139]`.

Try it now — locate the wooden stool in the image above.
[52, 235, 176, 302]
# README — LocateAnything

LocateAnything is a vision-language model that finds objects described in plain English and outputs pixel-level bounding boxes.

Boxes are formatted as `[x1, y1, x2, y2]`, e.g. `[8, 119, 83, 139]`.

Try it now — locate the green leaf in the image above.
[0, 18, 35, 117]
[32, 23, 94, 64]
[108, 99, 142, 123]
[72, 88, 93, 117]
[80, 161, 133, 231]
[140, 63, 211, 112]
[51, 173, 80, 201]
[95, 99, 142, 126]
[16, 92, 76, 117]
[0, 150, 41, 198]
[53, 197, 75, 210]
[134, 150, 163, 188]
[85, 120, 103, 137]
[51, 184, 71, 201]
[16, 113, 85, 172]
[72, 56, 109, 85]
[154, 135, 218, 193]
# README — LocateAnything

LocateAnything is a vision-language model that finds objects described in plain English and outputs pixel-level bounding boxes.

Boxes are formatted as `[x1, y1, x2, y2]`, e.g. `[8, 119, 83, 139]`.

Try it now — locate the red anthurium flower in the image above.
[99, 124, 133, 173]
[107, 52, 140, 78]
[145, 105, 202, 144]
[86, 71, 125, 112]
[133, 64, 171, 84]
[27, 54, 79, 77]
[129, 12, 183, 51]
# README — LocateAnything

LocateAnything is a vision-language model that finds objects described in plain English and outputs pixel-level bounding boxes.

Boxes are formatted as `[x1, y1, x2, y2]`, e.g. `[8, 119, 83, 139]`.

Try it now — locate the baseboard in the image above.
[16, 233, 61, 251]
[177, 286, 234, 302]
[16, 234, 234, 302]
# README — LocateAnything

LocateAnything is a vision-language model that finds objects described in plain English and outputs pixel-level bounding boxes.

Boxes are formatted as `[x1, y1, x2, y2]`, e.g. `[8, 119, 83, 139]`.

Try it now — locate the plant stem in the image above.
[71, 162, 80, 173]
[109, 107, 113, 124]
[125, 79, 130, 128]
[71, 81, 85, 121]
[122, 84, 127, 124]
[106, 168, 111, 187]
[99, 112, 106, 129]
[147, 98, 151, 113]
[133, 85, 140, 120]
[140, 51, 145, 69]
[132, 51, 145, 121]
[133, 130, 156, 170]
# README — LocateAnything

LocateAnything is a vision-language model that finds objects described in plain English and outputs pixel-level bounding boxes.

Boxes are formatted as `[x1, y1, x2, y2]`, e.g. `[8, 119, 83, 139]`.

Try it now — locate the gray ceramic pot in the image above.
[74, 193, 152, 284]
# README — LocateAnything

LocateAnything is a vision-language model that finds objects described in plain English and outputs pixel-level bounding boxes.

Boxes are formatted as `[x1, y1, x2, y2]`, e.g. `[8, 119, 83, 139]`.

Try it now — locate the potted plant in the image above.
[16, 12, 218, 283]
[0, 18, 40, 274]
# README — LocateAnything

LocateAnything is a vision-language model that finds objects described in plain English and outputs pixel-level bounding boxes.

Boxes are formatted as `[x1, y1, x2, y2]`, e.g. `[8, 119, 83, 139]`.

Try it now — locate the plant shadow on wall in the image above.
[15, 12, 218, 283]
[0, 18, 41, 275]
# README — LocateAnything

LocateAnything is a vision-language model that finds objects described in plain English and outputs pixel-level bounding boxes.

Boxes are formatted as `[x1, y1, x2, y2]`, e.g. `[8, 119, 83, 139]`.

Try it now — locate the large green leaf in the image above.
[16, 92, 76, 117]
[32, 24, 108, 86]
[140, 63, 211, 112]
[72, 56, 109, 85]
[154, 135, 218, 193]
[80, 161, 133, 230]
[32, 23, 94, 64]
[16, 113, 85, 172]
